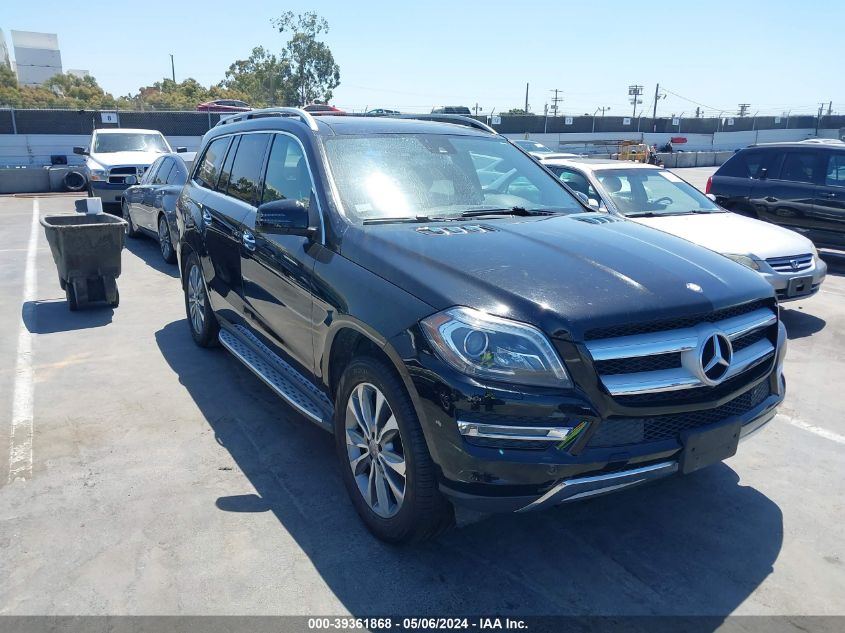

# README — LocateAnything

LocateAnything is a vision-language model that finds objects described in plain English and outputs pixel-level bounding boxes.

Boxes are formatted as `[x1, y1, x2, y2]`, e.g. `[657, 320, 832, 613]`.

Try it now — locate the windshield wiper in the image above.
[453, 207, 559, 219]
[362, 215, 432, 225]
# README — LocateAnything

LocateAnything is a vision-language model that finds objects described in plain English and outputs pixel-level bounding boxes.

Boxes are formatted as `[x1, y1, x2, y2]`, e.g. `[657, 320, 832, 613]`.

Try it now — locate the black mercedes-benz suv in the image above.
[176, 109, 786, 542]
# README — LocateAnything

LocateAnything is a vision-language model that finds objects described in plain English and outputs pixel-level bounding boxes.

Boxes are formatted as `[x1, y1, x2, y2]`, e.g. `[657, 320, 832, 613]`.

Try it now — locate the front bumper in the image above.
[400, 322, 786, 514]
[90, 181, 128, 204]
[759, 258, 827, 302]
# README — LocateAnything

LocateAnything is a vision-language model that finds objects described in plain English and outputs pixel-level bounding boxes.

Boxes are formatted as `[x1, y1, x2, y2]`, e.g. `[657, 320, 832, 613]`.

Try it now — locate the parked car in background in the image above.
[304, 103, 345, 114]
[431, 106, 472, 115]
[197, 99, 252, 113]
[74, 129, 186, 210]
[512, 139, 581, 160]
[707, 141, 845, 250]
[366, 108, 401, 115]
[176, 108, 785, 542]
[543, 158, 827, 302]
[122, 152, 194, 264]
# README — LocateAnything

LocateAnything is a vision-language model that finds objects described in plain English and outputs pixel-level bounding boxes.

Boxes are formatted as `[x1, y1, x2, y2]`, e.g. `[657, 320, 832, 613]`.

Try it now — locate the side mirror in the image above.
[73, 146, 87, 155]
[758, 167, 768, 180]
[587, 198, 600, 209]
[125, 175, 137, 186]
[706, 193, 717, 202]
[256, 198, 315, 238]
[574, 191, 590, 205]
[176, 147, 188, 153]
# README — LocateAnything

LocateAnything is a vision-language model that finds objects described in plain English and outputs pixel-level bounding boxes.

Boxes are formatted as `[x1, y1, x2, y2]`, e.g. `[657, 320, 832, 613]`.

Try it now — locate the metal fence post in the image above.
[10, 107, 17, 134]
[207, 111, 212, 131]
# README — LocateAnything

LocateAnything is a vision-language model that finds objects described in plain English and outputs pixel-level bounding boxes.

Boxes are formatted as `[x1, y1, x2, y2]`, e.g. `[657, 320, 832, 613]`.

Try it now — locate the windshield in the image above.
[93, 133, 170, 154]
[515, 140, 552, 153]
[594, 169, 723, 216]
[323, 134, 583, 222]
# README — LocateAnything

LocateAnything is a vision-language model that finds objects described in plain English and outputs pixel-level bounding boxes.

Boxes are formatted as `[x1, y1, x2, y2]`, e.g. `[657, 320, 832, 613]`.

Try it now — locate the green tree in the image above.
[220, 46, 291, 107]
[0, 71, 117, 108]
[271, 11, 340, 106]
[120, 77, 250, 110]
[505, 108, 532, 115]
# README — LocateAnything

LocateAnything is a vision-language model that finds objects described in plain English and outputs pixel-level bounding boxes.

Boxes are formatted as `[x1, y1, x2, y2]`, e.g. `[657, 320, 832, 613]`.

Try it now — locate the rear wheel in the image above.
[184, 253, 219, 347]
[66, 284, 79, 311]
[158, 215, 177, 264]
[334, 356, 454, 542]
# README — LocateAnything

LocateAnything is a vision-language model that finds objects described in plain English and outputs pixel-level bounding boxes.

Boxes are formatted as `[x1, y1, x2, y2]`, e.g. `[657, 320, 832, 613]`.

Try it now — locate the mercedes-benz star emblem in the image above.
[700, 332, 733, 383]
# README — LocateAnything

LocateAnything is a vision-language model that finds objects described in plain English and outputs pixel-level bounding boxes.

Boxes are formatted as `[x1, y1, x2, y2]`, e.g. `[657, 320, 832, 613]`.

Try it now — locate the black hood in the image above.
[340, 214, 775, 341]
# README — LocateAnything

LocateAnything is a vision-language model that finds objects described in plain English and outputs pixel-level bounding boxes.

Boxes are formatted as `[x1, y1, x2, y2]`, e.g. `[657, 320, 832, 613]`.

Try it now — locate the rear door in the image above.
[128, 157, 160, 225]
[752, 149, 821, 236]
[240, 133, 318, 375]
[811, 151, 845, 247]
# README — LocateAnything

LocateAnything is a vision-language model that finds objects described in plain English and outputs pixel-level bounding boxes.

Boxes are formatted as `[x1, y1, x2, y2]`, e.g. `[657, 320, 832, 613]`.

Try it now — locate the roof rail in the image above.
[215, 107, 319, 131]
[392, 113, 498, 135]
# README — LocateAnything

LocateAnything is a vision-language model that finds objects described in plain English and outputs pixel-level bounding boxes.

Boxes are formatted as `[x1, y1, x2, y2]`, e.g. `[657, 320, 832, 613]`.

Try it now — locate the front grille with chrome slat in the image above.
[107, 165, 145, 185]
[587, 381, 771, 447]
[585, 303, 777, 398]
[766, 253, 813, 272]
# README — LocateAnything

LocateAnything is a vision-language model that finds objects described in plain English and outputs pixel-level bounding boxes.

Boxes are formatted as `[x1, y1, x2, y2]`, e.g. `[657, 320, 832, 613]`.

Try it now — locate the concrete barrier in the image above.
[657, 153, 677, 168]
[675, 152, 697, 168]
[0, 167, 51, 194]
[695, 151, 716, 167]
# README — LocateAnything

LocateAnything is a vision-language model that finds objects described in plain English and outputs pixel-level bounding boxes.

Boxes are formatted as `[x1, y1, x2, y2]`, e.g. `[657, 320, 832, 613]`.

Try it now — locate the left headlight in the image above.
[420, 306, 571, 388]
[723, 253, 761, 271]
[88, 168, 107, 181]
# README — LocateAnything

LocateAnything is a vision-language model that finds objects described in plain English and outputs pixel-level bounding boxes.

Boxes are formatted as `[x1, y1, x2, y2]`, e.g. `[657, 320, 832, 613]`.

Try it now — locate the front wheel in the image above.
[123, 200, 139, 238]
[184, 253, 219, 347]
[158, 215, 177, 264]
[334, 356, 454, 543]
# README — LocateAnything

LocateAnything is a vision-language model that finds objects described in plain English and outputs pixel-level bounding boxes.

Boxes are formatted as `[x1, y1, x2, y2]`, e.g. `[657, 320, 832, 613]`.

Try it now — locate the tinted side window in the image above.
[143, 158, 163, 184]
[262, 135, 314, 205]
[778, 152, 818, 183]
[153, 159, 173, 185]
[196, 137, 231, 189]
[167, 161, 187, 186]
[824, 154, 845, 187]
[226, 134, 271, 204]
[557, 168, 600, 200]
[218, 136, 240, 192]
[719, 150, 766, 178]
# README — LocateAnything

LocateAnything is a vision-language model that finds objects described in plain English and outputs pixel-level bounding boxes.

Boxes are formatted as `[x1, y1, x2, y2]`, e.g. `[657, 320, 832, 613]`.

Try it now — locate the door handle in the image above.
[201, 208, 212, 225]
[242, 229, 256, 252]
[820, 191, 836, 198]
[764, 196, 777, 203]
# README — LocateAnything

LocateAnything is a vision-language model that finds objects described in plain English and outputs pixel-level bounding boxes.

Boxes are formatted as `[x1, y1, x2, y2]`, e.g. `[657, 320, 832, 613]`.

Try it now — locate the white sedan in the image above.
[541, 158, 827, 302]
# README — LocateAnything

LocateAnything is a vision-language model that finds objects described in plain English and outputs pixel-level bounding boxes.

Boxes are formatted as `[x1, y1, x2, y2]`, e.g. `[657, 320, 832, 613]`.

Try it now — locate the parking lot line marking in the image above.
[783, 415, 845, 445]
[8, 198, 39, 483]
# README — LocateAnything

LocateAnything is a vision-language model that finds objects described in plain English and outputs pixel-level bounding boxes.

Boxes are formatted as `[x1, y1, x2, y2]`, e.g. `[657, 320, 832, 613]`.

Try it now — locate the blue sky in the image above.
[3, 0, 843, 116]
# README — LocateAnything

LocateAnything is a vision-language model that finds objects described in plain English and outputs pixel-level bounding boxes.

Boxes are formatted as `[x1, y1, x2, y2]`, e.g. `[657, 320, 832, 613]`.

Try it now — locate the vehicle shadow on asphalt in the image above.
[124, 237, 179, 279]
[780, 308, 826, 340]
[156, 319, 783, 620]
[23, 299, 113, 334]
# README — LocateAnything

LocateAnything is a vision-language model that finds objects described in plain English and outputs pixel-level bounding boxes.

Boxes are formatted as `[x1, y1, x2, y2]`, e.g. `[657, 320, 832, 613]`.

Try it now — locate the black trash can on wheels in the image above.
[41, 214, 128, 311]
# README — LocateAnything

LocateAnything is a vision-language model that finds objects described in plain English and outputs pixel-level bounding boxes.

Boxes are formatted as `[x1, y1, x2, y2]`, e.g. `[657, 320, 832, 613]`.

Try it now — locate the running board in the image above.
[218, 326, 334, 431]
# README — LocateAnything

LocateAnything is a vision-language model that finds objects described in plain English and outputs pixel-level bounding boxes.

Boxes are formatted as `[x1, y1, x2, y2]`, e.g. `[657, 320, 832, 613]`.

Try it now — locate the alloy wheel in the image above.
[345, 382, 406, 518]
[187, 264, 205, 334]
[159, 218, 171, 259]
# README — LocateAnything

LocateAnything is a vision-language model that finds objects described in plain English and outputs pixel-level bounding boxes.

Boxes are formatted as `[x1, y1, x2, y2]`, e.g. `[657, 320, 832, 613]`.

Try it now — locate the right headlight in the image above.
[723, 253, 761, 271]
[420, 306, 571, 388]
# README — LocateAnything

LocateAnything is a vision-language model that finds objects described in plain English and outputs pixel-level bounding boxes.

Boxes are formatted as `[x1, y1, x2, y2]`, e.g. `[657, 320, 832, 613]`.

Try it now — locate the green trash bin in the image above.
[40, 213, 128, 311]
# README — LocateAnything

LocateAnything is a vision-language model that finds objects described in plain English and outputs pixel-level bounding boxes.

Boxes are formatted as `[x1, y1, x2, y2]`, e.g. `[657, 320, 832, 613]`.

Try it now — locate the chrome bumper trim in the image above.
[515, 460, 678, 512]
[457, 420, 573, 442]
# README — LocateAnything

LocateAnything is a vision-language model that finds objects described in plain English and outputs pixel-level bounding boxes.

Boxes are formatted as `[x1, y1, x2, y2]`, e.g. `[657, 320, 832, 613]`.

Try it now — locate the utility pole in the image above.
[170, 54, 175, 82]
[474, 103, 479, 116]
[544, 104, 549, 133]
[695, 107, 701, 118]
[628, 84, 644, 118]
[737, 103, 750, 117]
[549, 89, 563, 117]
[828, 101, 833, 116]
[652, 83, 660, 132]
[524, 83, 529, 115]
[592, 106, 610, 133]
[816, 102, 825, 136]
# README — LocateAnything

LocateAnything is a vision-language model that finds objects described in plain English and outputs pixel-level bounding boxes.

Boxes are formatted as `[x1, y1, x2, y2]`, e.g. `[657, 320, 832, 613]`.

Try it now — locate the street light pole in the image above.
[170, 54, 175, 82]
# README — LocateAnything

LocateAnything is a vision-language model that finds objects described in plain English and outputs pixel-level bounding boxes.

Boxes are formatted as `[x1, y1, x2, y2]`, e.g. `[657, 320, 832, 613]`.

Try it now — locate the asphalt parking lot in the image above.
[1, 167, 844, 618]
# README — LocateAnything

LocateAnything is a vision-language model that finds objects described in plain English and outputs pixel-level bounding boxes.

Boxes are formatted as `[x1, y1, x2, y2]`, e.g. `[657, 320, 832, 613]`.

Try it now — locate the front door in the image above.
[751, 150, 820, 237]
[241, 133, 319, 376]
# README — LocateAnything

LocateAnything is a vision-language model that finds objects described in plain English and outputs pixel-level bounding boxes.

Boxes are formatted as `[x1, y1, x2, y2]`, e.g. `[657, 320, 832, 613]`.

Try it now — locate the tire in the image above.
[158, 215, 177, 264]
[334, 356, 454, 543]
[110, 287, 120, 308]
[184, 252, 219, 347]
[63, 170, 86, 192]
[122, 200, 140, 238]
[66, 284, 79, 311]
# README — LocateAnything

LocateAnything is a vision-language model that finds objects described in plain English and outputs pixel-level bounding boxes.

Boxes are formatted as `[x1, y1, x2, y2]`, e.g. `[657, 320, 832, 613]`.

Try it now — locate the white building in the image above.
[0, 29, 10, 69]
[10, 30, 63, 87]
